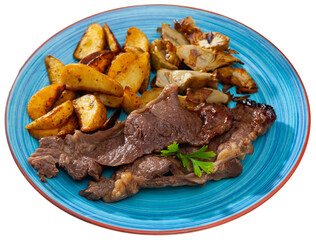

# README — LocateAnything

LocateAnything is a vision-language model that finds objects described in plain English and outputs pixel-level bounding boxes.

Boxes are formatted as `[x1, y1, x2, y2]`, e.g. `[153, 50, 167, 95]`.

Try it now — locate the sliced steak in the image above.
[80, 99, 276, 203]
[80, 153, 242, 203]
[28, 122, 125, 182]
[95, 84, 209, 166]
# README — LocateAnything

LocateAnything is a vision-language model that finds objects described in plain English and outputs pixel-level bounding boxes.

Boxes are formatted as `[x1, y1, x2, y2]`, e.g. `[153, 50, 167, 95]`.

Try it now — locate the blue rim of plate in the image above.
[5, 4, 310, 235]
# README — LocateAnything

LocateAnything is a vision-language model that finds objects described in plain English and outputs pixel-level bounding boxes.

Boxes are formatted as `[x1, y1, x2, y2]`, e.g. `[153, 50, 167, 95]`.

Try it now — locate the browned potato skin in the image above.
[93, 92, 123, 108]
[122, 87, 142, 114]
[57, 114, 79, 137]
[25, 100, 74, 130]
[27, 83, 65, 120]
[124, 27, 149, 52]
[45, 55, 64, 84]
[73, 23, 106, 60]
[140, 88, 163, 105]
[73, 94, 107, 132]
[107, 52, 150, 93]
[53, 90, 77, 107]
[28, 114, 78, 139]
[60, 63, 124, 97]
[103, 23, 121, 53]
[79, 50, 115, 73]
[138, 60, 151, 94]
[28, 128, 60, 139]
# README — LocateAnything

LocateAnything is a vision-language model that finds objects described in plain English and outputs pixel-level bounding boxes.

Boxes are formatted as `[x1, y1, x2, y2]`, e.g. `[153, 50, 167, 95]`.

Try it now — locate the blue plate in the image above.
[5, 5, 310, 234]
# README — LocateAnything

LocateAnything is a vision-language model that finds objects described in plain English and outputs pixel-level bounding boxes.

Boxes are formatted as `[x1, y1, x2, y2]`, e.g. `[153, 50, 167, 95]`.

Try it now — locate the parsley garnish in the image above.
[160, 142, 216, 177]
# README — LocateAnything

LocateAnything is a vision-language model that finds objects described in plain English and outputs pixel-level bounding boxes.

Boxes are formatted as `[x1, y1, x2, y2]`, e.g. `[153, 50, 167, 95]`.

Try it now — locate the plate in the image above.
[5, 5, 310, 234]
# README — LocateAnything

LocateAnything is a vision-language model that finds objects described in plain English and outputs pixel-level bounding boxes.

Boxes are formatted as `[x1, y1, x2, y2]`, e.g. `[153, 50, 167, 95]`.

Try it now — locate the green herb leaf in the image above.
[159, 142, 216, 177]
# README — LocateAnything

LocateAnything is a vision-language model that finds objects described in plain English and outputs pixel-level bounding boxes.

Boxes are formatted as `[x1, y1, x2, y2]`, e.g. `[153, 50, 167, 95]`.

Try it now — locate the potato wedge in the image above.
[107, 52, 150, 93]
[139, 60, 151, 94]
[124, 27, 149, 52]
[122, 87, 142, 114]
[27, 83, 65, 120]
[45, 55, 64, 84]
[73, 94, 107, 132]
[28, 128, 60, 139]
[25, 100, 74, 130]
[93, 92, 123, 108]
[57, 114, 78, 137]
[73, 23, 106, 60]
[79, 50, 115, 72]
[103, 23, 121, 53]
[140, 88, 163, 105]
[60, 63, 123, 96]
[53, 90, 77, 107]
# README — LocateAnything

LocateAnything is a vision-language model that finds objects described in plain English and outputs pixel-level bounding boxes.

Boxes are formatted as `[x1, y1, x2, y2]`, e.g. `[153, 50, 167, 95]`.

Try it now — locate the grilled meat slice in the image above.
[28, 122, 124, 182]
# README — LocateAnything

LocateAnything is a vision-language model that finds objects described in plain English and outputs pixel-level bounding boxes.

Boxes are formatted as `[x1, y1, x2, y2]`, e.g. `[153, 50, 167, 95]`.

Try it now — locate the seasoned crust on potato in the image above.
[107, 52, 150, 93]
[73, 94, 107, 132]
[60, 63, 123, 97]
[27, 83, 65, 120]
[45, 55, 64, 84]
[26, 100, 74, 130]
[73, 23, 106, 60]
[122, 86, 142, 114]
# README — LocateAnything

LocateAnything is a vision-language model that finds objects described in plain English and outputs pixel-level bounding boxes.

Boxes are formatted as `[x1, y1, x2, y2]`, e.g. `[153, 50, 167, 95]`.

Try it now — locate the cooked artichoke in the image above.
[149, 39, 180, 70]
[161, 23, 189, 47]
[176, 45, 242, 72]
[215, 66, 258, 93]
[156, 68, 217, 93]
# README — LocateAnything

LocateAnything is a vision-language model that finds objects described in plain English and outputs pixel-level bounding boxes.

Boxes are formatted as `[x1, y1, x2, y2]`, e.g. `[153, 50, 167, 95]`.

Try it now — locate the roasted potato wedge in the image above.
[45, 55, 64, 84]
[60, 63, 123, 96]
[103, 23, 121, 53]
[79, 50, 115, 72]
[124, 27, 149, 52]
[25, 100, 74, 130]
[27, 83, 65, 120]
[28, 114, 78, 139]
[138, 60, 151, 94]
[107, 52, 150, 93]
[28, 128, 60, 139]
[57, 114, 78, 137]
[53, 90, 77, 107]
[73, 23, 106, 60]
[73, 94, 107, 132]
[122, 87, 142, 114]
[93, 92, 123, 108]
[140, 88, 163, 105]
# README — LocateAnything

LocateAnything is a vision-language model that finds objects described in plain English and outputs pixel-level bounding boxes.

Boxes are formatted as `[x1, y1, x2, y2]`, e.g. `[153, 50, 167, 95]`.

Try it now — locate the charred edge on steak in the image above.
[80, 98, 276, 203]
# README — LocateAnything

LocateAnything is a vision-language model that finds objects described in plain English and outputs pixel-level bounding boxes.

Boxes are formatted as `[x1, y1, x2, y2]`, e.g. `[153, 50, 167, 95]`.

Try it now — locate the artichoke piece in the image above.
[161, 23, 189, 47]
[156, 69, 218, 93]
[186, 88, 231, 105]
[149, 39, 180, 70]
[176, 45, 242, 72]
[215, 66, 258, 94]
[199, 32, 230, 51]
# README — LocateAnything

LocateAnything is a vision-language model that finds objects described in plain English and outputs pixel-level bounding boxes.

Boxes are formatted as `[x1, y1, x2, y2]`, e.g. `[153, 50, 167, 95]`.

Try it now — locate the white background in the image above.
[1, 0, 315, 239]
